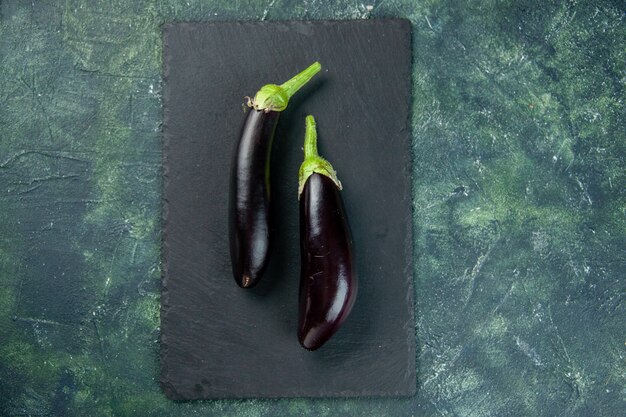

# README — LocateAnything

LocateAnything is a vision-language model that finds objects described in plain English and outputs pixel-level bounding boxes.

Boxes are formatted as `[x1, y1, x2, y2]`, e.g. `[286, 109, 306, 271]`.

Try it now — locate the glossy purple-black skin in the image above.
[298, 173, 357, 350]
[229, 109, 280, 288]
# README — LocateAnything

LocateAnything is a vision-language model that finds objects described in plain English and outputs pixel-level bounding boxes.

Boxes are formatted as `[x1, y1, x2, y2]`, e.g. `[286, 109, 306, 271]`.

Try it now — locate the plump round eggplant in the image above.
[297, 116, 357, 350]
[229, 62, 321, 288]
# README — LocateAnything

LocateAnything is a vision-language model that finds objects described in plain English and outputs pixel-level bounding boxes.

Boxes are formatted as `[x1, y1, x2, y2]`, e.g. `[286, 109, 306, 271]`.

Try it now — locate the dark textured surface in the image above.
[162, 20, 415, 399]
[0, 0, 625, 415]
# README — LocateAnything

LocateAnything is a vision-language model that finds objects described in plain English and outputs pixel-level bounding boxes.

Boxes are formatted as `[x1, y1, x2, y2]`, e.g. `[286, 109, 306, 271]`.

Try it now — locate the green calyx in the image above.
[250, 62, 321, 112]
[298, 115, 342, 197]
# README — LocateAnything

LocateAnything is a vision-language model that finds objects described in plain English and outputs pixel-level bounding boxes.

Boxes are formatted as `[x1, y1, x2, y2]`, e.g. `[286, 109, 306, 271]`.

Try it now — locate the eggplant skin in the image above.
[298, 173, 357, 350]
[229, 109, 280, 288]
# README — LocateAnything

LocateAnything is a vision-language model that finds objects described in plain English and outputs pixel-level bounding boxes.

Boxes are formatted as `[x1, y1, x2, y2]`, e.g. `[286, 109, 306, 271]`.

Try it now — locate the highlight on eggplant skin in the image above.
[228, 62, 321, 289]
[297, 115, 357, 350]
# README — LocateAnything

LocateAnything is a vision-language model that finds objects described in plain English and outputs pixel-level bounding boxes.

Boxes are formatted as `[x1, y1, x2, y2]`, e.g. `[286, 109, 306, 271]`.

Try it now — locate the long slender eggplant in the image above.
[230, 62, 321, 288]
[297, 115, 357, 350]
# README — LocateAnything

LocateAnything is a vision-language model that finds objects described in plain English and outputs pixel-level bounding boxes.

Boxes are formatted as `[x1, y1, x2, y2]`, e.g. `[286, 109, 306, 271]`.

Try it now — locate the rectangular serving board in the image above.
[162, 19, 415, 399]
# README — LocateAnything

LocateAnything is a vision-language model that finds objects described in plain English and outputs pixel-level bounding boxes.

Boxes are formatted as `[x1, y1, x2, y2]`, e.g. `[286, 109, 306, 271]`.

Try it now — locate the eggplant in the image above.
[297, 115, 357, 350]
[229, 62, 321, 288]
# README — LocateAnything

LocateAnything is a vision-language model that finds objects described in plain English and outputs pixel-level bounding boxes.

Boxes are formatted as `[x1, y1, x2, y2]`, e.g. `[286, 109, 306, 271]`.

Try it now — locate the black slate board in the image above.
[161, 20, 414, 399]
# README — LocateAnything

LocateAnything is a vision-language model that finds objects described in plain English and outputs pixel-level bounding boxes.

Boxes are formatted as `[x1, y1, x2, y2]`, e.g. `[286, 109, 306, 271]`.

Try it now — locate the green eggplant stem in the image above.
[298, 115, 342, 197]
[251, 62, 321, 112]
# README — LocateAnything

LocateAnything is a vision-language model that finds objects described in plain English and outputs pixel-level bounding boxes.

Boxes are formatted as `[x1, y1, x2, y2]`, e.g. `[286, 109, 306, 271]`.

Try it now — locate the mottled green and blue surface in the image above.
[1, 0, 624, 416]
